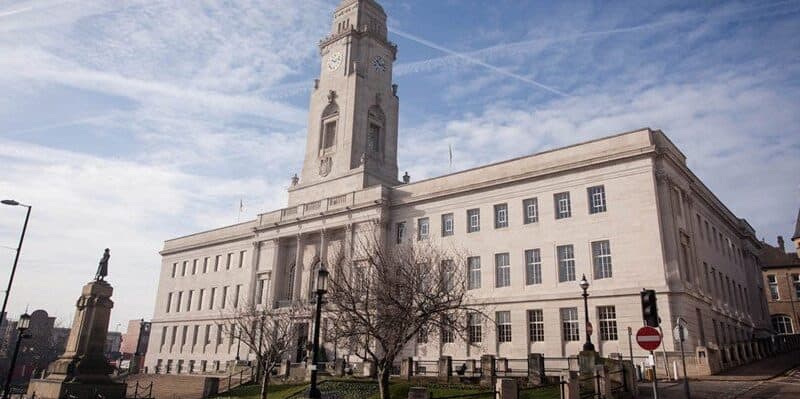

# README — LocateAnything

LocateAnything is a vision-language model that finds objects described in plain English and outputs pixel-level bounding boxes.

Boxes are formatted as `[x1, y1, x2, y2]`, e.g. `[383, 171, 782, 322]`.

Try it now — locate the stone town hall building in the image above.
[144, 0, 771, 375]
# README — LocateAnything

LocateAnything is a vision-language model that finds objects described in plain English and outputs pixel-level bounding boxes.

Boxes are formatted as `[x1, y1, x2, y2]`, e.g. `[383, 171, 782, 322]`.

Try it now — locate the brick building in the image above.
[761, 210, 800, 334]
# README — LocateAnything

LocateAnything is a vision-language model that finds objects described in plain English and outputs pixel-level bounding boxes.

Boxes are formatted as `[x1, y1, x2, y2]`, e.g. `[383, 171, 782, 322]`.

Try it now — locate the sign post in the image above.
[674, 318, 692, 399]
[637, 326, 662, 399]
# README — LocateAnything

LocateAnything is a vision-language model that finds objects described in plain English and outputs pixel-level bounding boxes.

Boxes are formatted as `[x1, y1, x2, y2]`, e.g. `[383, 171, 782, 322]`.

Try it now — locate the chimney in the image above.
[777, 236, 785, 253]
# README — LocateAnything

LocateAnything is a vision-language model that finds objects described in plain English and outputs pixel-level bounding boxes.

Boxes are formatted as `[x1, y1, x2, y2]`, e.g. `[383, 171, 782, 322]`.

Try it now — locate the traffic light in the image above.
[641, 289, 660, 327]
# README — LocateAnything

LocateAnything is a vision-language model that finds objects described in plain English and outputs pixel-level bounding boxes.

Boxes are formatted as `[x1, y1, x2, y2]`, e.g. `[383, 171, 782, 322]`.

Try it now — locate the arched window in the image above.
[321, 101, 339, 153]
[286, 263, 296, 301]
[771, 314, 794, 335]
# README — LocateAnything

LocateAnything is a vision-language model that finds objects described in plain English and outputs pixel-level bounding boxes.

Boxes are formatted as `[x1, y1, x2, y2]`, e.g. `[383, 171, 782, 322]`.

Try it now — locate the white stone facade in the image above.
[143, 0, 770, 374]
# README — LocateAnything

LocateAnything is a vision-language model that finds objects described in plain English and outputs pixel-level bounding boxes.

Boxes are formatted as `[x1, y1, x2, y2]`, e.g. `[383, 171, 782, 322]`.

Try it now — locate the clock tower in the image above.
[288, 0, 400, 205]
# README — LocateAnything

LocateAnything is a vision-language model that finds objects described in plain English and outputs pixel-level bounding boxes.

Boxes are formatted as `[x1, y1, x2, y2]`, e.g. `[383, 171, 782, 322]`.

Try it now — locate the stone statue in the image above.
[95, 248, 110, 281]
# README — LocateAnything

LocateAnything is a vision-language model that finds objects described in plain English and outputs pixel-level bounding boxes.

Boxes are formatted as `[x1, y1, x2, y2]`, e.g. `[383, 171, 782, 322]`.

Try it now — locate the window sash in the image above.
[588, 186, 607, 213]
[468, 257, 481, 290]
[525, 249, 542, 285]
[418, 218, 430, 240]
[598, 306, 618, 341]
[396, 222, 406, 243]
[592, 241, 613, 279]
[523, 198, 538, 224]
[442, 214, 454, 236]
[560, 308, 579, 341]
[468, 209, 480, 232]
[494, 204, 508, 228]
[555, 193, 571, 219]
[495, 253, 511, 287]
[557, 245, 576, 282]
[496, 311, 512, 343]
[528, 310, 544, 342]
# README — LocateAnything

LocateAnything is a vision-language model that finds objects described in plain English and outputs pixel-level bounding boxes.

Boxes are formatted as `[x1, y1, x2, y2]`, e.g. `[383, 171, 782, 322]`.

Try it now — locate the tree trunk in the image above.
[377, 367, 391, 399]
[260, 370, 270, 399]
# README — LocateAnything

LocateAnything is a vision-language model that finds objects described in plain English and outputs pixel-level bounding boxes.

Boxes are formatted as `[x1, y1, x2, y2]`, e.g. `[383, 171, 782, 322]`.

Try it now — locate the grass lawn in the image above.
[215, 382, 306, 399]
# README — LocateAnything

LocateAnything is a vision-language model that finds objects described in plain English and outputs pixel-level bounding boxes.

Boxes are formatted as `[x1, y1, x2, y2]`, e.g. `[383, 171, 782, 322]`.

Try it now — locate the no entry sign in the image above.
[636, 326, 662, 351]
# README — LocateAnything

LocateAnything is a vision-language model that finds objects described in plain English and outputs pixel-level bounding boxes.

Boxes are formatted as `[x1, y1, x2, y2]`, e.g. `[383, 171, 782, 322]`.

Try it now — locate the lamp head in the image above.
[316, 264, 329, 294]
[1, 200, 20, 206]
[17, 312, 31, 332]
[579, 274, 590, 291]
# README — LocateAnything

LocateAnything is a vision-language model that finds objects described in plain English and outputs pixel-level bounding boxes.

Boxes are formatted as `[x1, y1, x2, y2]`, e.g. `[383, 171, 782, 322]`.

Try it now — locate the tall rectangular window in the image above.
[160, 326, 167, 350]
[703, 262, 710, 292]
[467, 209, 480, 233]
[767, 275, 779, 300]
[323, 120, 337, 150]
[696, 215, 704, 240]
[528, 309, 544, 342]
[396, 222, 406, 244]
[598, 306, 618, 341]
[467, 256, 481, 290]
[226, 253, 232, 270]
[561, 308, 580, 341]
[417, 218, 430, 240]
[441, 260, 455, 292]
[368, 124, 381, 153]
[186, 290, 193, 312]
[592, 240, 613, 279]
[171, 263, 177, 278]
[495, 253, 511, 288]
[239, 250, 246, 268]
[197, 289, 204, 311]
[166, 292, 173, 313]
[705, 221, 711, 244]
[209, 287, 216, 310]
[793, 274, 800, 299]
[181, 261, 187, 276]
[554, 192, 571, 219]
[441, 328, 454, 344]
[257, 279, 265, 304]
[234, 285, 241, 308]
[192, 259, 198, 275]
[203, 257, 209, 273]
[468, 313, 482, 344]
[176, 292, 183, 313]
[523, 198, 538, 224]
[494, 203, 508, 228]
[525, 249, 542, 285]
[192, 325, 199, 348]
[496, 311, 512, 343]
[221, 286, 228, 309]
[557, 244, 576, 282]
[214, 255, 221, 272]
[587, 185, 607, 214]
[442, 213, 454, 237]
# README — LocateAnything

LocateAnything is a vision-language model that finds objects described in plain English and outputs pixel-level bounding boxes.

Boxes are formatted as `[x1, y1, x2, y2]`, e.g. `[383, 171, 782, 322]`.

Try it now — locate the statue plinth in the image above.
[28, 280, 126, 399]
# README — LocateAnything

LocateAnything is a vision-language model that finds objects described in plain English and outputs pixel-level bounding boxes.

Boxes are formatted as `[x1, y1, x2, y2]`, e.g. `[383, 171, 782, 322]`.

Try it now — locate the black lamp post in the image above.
[579, 274, 595, 352]
[0, 200, 32, 331]
[235, 328, 241, 362]
[307, 264, 329, 399]
[2, 313, 30, 399]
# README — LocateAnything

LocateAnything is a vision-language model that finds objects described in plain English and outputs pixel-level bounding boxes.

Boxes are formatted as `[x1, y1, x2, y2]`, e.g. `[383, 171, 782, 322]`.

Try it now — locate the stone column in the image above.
[480, 354, 496, 386]
[495, 378, 517, 399]
[561, 371, 579, 399]
[527, 353, 545, 385]
[438, 356, 452, 382]
[248, 240, 263, 305]
[400, 357, 413, 380]
[595, 364, 612, 399]
[293, 234, 304, 301]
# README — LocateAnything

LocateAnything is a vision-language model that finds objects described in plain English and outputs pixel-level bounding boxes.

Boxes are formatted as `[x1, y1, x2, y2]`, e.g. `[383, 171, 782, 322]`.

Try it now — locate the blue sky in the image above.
[1, 0, 799, 329]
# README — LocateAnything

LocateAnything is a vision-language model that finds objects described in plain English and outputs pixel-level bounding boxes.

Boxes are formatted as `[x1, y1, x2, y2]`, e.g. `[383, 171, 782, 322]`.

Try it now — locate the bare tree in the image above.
[220, 302, 304, 399]
[325, 229, 479, 399]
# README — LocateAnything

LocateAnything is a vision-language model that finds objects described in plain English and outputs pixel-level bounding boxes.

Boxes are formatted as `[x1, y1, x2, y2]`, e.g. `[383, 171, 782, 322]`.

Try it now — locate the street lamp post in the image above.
[236, 329, 241, 362]
[2, 313, 30, 399]
[579, 274, 595, 352]
[307, 264, 329, 399]
[0, 200, 32, 329]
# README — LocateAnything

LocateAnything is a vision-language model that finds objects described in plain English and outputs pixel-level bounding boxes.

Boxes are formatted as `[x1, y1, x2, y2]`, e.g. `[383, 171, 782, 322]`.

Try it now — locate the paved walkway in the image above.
[638, 351, 800, 398]
[695, 350, 800, 381]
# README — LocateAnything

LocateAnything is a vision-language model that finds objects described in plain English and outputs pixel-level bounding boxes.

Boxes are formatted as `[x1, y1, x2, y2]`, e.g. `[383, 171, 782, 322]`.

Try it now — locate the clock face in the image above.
[372, 55, 387, 72]
[327, 52, 343, 71]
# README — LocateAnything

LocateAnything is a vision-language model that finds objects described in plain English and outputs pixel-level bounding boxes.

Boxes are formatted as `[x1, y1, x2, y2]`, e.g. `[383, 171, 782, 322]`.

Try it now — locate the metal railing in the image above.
[126, 381, 154, 399]
[218, 366, 254, 395]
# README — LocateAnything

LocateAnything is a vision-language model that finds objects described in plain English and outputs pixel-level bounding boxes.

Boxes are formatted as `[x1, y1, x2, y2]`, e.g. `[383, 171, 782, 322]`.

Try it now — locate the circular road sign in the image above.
[636, 326, 662, 351]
